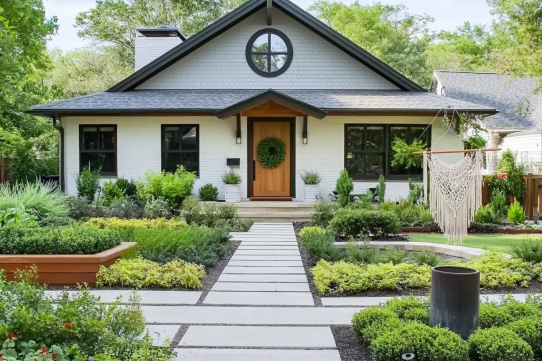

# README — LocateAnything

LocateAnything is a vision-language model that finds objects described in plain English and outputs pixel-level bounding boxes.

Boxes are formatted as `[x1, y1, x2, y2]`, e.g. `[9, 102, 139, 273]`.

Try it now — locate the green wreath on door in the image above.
[257, 137, 287, 168]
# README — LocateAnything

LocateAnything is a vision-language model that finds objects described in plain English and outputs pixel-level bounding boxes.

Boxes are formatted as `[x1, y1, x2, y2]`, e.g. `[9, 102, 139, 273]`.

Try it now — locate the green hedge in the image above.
[468, 327, 534, 361]
[0, 225, 122, 255]
[328, 208, 400, 238]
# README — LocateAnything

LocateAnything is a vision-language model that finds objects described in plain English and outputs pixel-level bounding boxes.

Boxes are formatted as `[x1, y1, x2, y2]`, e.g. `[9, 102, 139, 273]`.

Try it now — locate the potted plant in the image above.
[301, 170, 322, 203]
[222, 170, 241, 202]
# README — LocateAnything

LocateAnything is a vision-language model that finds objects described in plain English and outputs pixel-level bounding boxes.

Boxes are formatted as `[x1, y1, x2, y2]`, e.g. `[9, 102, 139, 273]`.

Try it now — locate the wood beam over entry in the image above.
[266, 0, 272, 25]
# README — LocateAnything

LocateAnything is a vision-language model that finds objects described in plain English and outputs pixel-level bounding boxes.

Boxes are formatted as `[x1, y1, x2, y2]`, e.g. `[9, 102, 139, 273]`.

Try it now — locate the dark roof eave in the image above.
[325, 108, 499, 115]
[26, 108, 219, 117]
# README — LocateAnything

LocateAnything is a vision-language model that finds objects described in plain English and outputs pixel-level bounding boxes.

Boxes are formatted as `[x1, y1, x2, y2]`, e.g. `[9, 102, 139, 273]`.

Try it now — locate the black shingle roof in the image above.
[434, 71, 542, 130]
[28, 89, 496, 116]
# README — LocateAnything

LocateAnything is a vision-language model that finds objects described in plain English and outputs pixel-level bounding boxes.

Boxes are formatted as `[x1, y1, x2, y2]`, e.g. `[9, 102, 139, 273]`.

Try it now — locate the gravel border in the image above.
[331, 325, 373, 361]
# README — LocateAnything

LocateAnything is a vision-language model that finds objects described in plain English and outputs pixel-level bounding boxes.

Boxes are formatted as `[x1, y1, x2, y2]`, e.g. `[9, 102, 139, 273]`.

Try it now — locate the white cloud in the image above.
[44, 0, 496, 51]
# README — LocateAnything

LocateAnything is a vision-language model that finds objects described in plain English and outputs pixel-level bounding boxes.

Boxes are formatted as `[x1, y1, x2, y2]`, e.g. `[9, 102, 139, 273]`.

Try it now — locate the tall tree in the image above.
[310, 1, 434, 87]
[75, 0, 247, 69]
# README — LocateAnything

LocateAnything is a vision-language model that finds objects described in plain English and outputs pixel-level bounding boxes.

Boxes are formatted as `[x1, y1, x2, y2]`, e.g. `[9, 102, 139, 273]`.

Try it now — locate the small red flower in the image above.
[7, 333, 16, 340]
[64, 322, 72, 329]
[52, 354, 58, 359]
[0, 353, 4, 359]
[498, 173, 507, 179]
[41, 347, 47, 355]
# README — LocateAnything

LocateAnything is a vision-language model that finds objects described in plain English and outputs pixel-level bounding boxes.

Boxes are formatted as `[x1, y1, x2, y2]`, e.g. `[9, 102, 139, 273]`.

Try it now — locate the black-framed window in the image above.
[79, 125, 117, 176]
[161, 125, 199, 175]
[246, 28, 293, 77]
[345, 124, 431, 180]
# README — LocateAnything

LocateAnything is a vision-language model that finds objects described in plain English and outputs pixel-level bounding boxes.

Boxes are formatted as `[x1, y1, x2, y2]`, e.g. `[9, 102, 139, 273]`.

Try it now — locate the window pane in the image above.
[100, 153, 116, 173]
[389, 126, 424, 177]
[270, 34, 287, 52]
[390, 127, 408, 146]
[365, 154, 384, 176]
[252, 54, 268, 72]
[409, 127, 427, 144]
[100, 129, 115, 150]
[252, 34, 269, 52]
[180, 126, 197, 151]
[165, 129, 180, 151]
[81, 153, 100, 172]
[346, 126, 364, 152]
[81, 152, 115, 173]
[366, 126, 384, 150]
[82, 128, 99, 150]
[270, 54, 287, 72]
[346, 152, 364, 178]
[162, 152, 198, 174]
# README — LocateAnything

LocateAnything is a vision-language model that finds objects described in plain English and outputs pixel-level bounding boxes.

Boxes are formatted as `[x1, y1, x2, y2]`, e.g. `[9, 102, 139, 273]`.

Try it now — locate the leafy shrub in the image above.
[222, 170, 241, 184]
[75, 168, 101, 201]
[485, 149, 526, 203]
[36, 215, 77, 228]
[345, 238, 379, 264]
[328, 208, 400, 238]
[407, 179, 424, 204]
[474, 204, 501, 224]
[409, 250, 440, 267]
[375, 174, 386, 203]
[102, 180, 125, 206]
[336, 169, 353, 207]
[300, 226, 340, 263]
[0, 269, 147, 357]
[468, 327, 533, 361]
[391, 138, 426, 169]
[311, 199, 339, 228]
[136, 165, 196, 207]
[181, 196, 204, 225]
[506, 317, 542, 359]
[352, 307, 399, 345]
[311, 260, 431, 295]
[371, 322, 469, 361]
[130, 226, 231, 266]
[468, 221, 499, 233]
[199, 183, 219, 201]
[115, 177, 137, 198]
[96, 258, 205, 289]
[512, 239, 542, 263]
[106, 198, 144, 219]
[382, 295, 430, 321]
[508, 200, 526, 224]
[0, 204, 37, 228]
[479, 296, 542, 329]
[142, 197, 171, 219]
[380, 247, 406, 265]
[181, 197, 245, 229]
[1, 338, 70, 361]
[0, 225, 122, 255]
[86, 217, 187, 230]
[300, 170, 321, 185]
[0, 182, 69, 219]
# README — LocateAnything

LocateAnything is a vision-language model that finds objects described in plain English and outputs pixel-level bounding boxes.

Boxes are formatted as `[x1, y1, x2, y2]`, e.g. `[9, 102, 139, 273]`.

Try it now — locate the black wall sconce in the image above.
[236, 114, 242, 144]
[302, 115, 308, 144]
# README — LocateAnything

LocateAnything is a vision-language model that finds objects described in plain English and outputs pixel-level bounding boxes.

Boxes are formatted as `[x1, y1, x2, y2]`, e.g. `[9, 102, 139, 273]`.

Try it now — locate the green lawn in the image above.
[409, 233, 542, 252]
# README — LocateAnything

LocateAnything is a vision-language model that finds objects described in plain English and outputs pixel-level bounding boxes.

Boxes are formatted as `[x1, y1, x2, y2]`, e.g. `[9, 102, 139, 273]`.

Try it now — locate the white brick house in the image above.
[29, 0, 496, 201]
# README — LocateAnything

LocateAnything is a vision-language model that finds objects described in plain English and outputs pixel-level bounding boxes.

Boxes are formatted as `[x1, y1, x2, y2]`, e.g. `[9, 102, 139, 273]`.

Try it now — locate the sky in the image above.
[44, 0, 495, 51]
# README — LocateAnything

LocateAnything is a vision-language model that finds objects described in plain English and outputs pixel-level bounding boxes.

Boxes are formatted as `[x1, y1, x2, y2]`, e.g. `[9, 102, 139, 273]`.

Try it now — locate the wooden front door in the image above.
[252, 120, 291, 198]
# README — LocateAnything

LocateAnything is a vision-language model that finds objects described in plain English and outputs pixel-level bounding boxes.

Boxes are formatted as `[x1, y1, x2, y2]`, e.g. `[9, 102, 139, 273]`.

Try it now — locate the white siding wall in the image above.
[62, 115, 462, 201]
[61, 116, 248, 200]
[500, 133, 542, 173]
[136, 8, 399, 90]
[135, 37, 183, 71]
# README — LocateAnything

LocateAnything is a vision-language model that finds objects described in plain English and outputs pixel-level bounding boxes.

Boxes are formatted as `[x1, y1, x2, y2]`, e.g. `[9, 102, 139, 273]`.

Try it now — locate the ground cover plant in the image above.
[0, 225, 122, 255]
[96, 258, 205, 289]
[86, 217, 187, 230]
[0, 269, 174, 361]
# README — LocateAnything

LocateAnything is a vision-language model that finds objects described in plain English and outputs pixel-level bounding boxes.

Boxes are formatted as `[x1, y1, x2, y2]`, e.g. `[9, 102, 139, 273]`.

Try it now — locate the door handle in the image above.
[253, 160, 256, 181]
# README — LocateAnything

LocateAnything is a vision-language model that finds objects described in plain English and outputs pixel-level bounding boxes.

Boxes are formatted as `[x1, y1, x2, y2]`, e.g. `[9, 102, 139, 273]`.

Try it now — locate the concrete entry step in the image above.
[203, 291, 314, 306]
[174, 349, 341, 361]
[179, 326, 336, 348]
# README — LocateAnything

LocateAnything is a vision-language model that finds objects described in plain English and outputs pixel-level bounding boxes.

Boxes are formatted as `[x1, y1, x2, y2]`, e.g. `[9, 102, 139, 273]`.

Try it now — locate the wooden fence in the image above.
[482, 173, 542, 220]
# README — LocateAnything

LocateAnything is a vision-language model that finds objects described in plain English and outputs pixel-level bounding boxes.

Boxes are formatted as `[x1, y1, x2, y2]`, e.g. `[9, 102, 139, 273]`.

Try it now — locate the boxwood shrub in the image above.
[505, 317, 542, 359]
[0, 225, 122, 255]
[468, 327, 534, 361]
[328, 208, 400, 238]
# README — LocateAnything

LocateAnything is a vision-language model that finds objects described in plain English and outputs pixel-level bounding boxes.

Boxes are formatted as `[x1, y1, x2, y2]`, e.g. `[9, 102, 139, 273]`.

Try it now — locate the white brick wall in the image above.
[62, 115, 463, 201]
[136, 8, 399, 90]
[135, 37, 183, 71]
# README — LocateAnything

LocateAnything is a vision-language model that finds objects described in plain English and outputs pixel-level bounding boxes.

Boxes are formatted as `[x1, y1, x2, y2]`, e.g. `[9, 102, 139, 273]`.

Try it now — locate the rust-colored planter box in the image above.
[401, 227, 432, 233]
[0, 242, 136, 285]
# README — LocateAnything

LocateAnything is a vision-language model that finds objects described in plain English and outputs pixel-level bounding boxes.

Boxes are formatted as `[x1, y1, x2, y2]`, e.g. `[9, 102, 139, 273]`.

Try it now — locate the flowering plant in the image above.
[0, 336, 69, 361]
[498, 173, 507, 179]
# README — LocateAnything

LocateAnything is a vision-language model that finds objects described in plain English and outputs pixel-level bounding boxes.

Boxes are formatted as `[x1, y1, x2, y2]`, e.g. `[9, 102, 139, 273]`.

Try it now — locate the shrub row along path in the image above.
[46, 223, 541, 360]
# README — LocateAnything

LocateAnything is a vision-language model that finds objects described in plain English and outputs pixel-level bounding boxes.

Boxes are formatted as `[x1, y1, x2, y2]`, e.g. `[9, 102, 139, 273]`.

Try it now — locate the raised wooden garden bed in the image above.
[401, 227, 432, 233]
[0, 242, 136, 285]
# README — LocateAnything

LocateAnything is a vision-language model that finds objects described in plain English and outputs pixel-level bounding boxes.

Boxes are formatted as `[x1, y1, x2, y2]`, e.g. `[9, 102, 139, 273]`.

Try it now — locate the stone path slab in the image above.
[227, 260, 304, 267]
[211, 282, 310, 292]
[222, 266, 305, 274]
[236, 242, 298, 246]
[142, 306, 358, 325]
[234, 250, 300, 255]
[45, 290, 202, 305]
[230, 255, 302, 261]
[143, 325, 180, 346]
[218, 274, 307, 283]
[203, 291, 314, 306]
[238, 245, 299, 250]
[179, 326, 336, 348]
[174, 349, 342, 361]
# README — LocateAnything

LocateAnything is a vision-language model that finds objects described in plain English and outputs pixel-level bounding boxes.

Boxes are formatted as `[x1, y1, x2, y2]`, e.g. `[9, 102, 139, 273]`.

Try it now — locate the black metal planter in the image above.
[430, 266, 480, 339]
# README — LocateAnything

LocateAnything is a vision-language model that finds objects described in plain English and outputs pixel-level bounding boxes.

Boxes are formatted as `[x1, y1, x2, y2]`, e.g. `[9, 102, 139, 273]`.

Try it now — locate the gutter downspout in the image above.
[52, 114, 65, 192]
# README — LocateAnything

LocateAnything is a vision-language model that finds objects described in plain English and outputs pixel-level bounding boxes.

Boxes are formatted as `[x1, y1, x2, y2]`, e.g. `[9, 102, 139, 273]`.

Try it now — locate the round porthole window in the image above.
[246, 29, 293, 77]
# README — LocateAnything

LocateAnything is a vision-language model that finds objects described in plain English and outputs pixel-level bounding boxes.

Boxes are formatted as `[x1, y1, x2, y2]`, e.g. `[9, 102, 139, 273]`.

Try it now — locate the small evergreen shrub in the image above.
[492, 190, 508, 217]
[468, 221, 499, 233]
[375, 174, 386, 203]
[75, 168, 101, 201]
[352, 308, 399, 344]
[311, 199, 339, 228]
[407, 179, 424, 204]
[300, 170, 322, 185]
[336, 169, 353, 207]
[199, 183, 219, 201]
[479, 296, 542, 329]
[86, 217, 187, 230]
[102, 180, 125, 206]
[143, 197, 172, 219]
[222, 170, 241, 184]
[300, 226, 340, 263]
[468, 327, 534, 361]
[96, 258, 205, 289]
[474, 204, 501, 224]
[136, 165, 196, 208]
[328, 208, 400, 238]
[512, 239, 542, 263]
[115, 177, 137, 198]
[505, 317, 542, 359]
[508, 200, 526, 224]
[382, 295, 430, 321]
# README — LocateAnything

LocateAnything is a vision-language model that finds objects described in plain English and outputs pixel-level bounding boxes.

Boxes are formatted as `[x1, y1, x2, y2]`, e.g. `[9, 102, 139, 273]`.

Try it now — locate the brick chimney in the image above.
[135, 25, 185, 71]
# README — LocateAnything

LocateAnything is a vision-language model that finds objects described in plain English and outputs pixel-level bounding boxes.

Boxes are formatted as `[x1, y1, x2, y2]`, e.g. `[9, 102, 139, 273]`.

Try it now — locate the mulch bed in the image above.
[331, 325, 374, 361]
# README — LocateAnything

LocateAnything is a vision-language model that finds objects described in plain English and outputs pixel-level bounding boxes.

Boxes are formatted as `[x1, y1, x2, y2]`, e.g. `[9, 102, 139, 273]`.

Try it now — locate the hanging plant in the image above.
[391, 138, 427, 169]
[257, 137, 286, 168]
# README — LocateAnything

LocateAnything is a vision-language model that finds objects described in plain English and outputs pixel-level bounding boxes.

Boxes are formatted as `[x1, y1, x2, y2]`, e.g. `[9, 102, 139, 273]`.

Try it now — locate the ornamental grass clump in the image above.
[222, 170, 241, 184]
[0, 182, 69, 219]
[300, 170, 322, 185]
[511, 239, 542, 263]
[96, 258, 205, 289]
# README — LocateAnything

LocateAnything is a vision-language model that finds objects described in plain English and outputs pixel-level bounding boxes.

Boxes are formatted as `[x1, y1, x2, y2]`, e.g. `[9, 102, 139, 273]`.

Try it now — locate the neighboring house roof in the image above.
[28, 89, 497, 117]
[434, 70, 542, 130]
[108, 0, 425, 92]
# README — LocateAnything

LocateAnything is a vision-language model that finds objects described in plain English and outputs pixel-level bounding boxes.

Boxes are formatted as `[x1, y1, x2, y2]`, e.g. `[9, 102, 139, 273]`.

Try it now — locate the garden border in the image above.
[0, 242, 136, 285]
